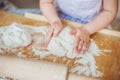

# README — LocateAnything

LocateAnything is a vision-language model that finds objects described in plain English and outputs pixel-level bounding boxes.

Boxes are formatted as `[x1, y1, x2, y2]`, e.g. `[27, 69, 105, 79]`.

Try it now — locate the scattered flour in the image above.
[0, 22, 110, 78]
[101, 50, 112, 53]
[71, 53, 103, 77]
[32, 47, 50, 58]
[16, 52, 26, 58]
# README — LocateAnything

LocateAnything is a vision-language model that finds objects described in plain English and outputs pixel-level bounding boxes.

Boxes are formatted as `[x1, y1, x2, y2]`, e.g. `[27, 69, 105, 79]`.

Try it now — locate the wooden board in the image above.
[24, 13, 120, 80]
[0, 10, 120, 80]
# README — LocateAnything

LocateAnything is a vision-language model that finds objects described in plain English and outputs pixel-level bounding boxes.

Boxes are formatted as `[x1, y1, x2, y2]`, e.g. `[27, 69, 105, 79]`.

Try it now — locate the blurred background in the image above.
[0, 0, 120, 31]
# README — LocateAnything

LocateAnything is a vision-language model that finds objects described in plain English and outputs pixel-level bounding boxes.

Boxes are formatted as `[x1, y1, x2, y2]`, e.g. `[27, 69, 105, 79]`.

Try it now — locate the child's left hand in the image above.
[70, 27, 90, 54]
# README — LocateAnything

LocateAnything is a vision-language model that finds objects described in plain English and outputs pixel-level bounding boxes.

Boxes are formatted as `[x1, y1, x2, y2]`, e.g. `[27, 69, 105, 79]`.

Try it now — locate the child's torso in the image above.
[56, 0, 102, 21]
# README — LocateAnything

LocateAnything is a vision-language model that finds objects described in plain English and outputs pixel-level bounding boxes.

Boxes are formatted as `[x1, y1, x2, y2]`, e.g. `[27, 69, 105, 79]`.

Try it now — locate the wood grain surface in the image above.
[0, 10, 120, 80]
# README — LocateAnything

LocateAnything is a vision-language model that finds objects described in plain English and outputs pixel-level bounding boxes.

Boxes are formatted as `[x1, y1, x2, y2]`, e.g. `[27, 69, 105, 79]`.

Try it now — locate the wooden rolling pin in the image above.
[0, 56, 99, 80]
[0, 55, 67, 80]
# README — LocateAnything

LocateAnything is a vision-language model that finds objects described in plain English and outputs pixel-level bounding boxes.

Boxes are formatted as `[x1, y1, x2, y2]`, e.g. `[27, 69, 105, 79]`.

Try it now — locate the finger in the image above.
[45, 28, 54, 47]
[74, 36, 80, 54]
[53, 26, 61, 37]
[81, 36, 89, 49]
[85, 36, 90, 45]
[83, 37, 90, 50]
[81, 42, 87, 54]
[70, 29, 76, 35]
[81, 39, 90, 53]
[78, 40, 84, 54]
[85, 40, 90, 51]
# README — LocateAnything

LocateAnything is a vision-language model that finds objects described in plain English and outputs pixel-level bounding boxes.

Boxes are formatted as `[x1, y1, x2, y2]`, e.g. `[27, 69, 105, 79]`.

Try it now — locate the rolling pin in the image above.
[0, 56, 67, 80]
[0, 56, 100, 80]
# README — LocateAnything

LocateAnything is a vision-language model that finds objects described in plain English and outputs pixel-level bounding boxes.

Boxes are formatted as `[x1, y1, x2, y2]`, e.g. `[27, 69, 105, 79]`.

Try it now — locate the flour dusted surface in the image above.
[0, 23, 106, 78]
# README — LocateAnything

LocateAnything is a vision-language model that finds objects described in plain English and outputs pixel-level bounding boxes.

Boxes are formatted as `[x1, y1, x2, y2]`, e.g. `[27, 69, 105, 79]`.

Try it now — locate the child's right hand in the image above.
[44, 20, 63, 47]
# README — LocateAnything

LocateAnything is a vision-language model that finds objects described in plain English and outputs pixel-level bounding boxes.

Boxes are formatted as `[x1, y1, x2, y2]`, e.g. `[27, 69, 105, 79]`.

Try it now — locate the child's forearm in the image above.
[40, 0, 60, 24]
[84, 0, 118, 35]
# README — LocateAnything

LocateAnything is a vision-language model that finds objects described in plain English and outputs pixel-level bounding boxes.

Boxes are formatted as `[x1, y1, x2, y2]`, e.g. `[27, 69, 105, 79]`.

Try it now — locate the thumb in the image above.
[44, 28, 54, 47]
[53, 26, 62, 37]
[53, 28, 60, 37]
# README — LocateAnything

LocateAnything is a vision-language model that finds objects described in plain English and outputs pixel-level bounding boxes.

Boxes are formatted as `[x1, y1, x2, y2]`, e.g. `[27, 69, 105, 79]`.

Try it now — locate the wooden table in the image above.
[0, 10, 120, 80]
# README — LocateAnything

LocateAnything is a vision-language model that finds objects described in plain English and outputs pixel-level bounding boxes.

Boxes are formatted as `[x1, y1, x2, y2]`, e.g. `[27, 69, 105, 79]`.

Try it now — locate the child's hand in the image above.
[45, 21, 63, 47]
[70, 27, 90, 54]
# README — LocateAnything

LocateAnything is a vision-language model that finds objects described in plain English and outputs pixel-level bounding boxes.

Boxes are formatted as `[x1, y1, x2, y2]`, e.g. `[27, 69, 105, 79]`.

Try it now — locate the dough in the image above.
[0, 23, 32, 49]
[47, 27, 101, 58]
[47, 27, 79, 58]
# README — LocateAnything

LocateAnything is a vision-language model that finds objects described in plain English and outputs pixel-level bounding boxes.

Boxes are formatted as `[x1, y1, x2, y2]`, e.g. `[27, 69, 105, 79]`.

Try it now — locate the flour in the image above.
[31, 25, 103, 77]
[32, 47, 50, 58]
[71, 53, 103, 77]
[102, 50, 112, 53]
[0, 23, 32, 49]
[47, 27, 79, 58]
[16, 52, 26, 58]
[0, 23, 105, 78]
[0, 75, 7, 80]
[48, 27, 103, 77]
[47, 27, 102, 58]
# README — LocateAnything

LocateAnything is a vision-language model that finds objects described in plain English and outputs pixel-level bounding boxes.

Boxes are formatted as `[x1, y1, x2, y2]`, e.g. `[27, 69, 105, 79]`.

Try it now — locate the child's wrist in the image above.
[50, 20, 62, 27]
[80, 25, 92, 35]
[83, 25, 94, 35]
[50, 18, 61, 25]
